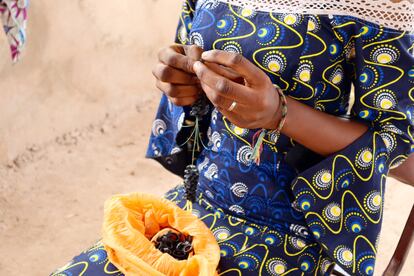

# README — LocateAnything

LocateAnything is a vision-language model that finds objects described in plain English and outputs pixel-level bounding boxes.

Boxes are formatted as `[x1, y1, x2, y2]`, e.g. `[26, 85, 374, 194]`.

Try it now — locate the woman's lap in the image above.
[52, 185, 334, 275]
[51, 241, 124, 276]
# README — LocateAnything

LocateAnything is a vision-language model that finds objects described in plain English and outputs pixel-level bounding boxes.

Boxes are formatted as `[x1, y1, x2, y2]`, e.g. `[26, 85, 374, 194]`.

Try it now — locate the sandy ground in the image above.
[0, 1, 413, 275]
[0, 102, 182, 275]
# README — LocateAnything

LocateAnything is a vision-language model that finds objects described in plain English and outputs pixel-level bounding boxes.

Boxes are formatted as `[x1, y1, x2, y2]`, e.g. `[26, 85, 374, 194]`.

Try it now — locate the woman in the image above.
[53, 0, 414, 275]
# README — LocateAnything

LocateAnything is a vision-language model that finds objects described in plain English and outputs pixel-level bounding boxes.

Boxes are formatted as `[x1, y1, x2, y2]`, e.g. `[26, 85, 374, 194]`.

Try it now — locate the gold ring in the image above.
[228, 101, 237, 112]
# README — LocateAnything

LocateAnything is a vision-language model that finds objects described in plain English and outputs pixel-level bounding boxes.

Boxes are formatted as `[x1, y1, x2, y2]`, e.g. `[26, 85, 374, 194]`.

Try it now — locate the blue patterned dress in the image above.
[53, 0, 414, 275]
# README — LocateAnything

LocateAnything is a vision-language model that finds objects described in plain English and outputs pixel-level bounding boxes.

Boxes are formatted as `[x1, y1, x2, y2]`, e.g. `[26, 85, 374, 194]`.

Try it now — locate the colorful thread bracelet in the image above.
[270, 86, 288, 135]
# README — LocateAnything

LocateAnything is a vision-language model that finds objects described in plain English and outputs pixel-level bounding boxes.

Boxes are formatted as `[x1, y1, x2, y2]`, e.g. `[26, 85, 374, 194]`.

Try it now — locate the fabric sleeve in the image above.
[145, 0, 212, 178]
[290, 27, 414, 275]
[174, 0, 196, 45]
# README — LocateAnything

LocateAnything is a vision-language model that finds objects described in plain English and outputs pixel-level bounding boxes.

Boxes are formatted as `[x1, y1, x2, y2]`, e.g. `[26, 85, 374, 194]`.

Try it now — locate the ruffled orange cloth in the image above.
[102, 193, 220, 276]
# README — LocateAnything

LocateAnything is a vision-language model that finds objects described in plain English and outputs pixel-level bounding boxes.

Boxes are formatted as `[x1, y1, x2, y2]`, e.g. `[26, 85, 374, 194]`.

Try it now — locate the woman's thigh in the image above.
[52, 186, 332, 275]
[165, 186, 332, 276]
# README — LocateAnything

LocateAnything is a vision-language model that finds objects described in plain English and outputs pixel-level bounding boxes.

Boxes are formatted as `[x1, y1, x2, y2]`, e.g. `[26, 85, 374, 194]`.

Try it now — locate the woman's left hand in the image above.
[193, 50, 281, 130]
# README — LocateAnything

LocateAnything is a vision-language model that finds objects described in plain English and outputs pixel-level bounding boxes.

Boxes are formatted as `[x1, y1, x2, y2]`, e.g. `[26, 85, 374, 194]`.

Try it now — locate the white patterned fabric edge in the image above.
[213, 0, 414, 32]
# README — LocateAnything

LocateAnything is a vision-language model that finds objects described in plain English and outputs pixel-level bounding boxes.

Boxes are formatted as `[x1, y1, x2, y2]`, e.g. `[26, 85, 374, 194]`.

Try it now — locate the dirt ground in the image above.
[0, 1, 413, 275]
[0, 101, 183, 275]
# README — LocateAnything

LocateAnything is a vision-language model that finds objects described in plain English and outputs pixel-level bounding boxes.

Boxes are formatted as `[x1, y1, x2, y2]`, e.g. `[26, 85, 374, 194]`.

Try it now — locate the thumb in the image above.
[184, 45, 204, 73]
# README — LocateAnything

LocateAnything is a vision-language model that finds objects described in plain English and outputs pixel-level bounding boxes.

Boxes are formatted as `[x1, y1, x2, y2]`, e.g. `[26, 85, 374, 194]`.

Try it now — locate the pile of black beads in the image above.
[183, 165, 199, 202]
[153, 230, 194, 260]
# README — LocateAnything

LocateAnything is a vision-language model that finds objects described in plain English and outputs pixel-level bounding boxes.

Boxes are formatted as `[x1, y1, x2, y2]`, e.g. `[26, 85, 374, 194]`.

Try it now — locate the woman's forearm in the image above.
[281, 96, 369, 156]
[389, 155, 414, 186]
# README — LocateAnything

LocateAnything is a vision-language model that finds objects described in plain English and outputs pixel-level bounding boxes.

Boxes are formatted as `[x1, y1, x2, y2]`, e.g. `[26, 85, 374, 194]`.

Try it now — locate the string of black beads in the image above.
[183, 164, 199, 202]
[182, 95, 208, 202]
[153, 231, 194, 260]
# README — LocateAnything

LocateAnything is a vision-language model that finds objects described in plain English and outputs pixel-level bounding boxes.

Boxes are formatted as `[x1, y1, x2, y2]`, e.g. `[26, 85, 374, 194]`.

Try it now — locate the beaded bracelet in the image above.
[251, 86, 288, 165]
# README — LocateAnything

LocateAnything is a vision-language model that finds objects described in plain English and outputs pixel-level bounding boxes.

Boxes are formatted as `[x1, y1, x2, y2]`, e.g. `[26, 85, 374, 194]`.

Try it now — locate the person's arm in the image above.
[280, 97, 368, 156]
[389, 155, 414, 186]
[193, 50, 369, 157]
[146, 0, 209, 177]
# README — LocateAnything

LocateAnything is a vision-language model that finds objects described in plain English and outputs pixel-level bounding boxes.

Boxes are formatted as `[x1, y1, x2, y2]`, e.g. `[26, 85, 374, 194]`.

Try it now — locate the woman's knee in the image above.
[51, 241, 123, 276]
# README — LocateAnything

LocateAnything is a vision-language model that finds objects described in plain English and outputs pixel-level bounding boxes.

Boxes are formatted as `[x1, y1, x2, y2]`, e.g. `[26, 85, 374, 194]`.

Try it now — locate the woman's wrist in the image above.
[263, 88, 287, 131]
[264, 99, 283, 130]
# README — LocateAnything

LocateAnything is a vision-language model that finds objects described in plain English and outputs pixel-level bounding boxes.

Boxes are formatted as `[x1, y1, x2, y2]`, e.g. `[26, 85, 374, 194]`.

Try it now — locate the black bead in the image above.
[190, 95, 209, 118]
[153, 230, 194, 260]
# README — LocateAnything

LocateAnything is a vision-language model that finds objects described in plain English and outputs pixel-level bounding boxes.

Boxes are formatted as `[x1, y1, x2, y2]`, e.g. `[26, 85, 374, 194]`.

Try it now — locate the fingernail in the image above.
[201, 51, 212, 59]
[193, 61, 203, 72]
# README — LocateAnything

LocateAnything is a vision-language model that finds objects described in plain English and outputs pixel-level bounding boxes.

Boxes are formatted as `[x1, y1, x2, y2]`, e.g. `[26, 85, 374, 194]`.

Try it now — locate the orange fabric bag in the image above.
[102, 193, 220, 275]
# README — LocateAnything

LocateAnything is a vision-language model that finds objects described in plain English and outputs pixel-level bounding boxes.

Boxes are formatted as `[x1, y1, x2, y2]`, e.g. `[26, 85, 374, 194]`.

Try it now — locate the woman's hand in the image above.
[193, 50, 281, 130]
[152, 44, 203, 106]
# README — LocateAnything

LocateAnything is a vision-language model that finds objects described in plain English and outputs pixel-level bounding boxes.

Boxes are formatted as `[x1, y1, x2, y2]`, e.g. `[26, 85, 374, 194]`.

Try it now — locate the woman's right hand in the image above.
[152, 44, 203, 106]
